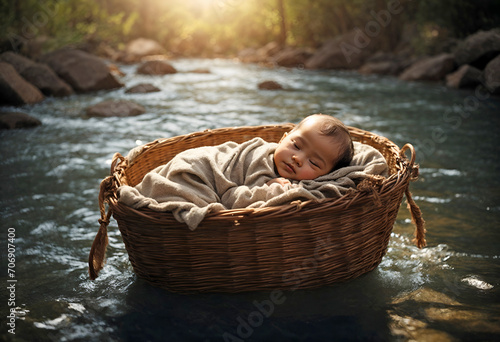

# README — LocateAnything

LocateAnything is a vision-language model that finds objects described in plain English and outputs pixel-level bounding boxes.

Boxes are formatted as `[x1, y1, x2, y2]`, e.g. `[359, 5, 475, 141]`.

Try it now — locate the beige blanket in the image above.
[118, 137, 388, 230]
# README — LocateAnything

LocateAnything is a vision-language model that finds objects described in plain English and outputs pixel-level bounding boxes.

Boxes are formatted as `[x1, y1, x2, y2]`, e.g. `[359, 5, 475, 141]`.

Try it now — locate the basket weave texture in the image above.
[89, 124, 425, 293]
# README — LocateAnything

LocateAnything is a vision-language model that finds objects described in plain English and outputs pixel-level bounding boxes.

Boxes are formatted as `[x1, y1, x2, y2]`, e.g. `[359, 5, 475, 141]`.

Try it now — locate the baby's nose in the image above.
[292, 155, 302, 166]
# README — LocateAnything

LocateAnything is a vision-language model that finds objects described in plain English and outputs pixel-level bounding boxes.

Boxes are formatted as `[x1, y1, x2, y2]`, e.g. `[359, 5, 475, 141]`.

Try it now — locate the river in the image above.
[1, 58, 499, 341]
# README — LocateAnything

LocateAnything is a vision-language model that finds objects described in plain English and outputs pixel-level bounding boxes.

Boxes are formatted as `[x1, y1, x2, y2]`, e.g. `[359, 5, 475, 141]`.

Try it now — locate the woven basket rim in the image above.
[109, 123, 410, 221]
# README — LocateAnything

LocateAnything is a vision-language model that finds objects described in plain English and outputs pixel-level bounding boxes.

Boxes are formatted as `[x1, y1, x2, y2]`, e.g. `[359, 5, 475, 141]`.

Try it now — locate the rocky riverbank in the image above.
[0, 40, 179, 128]
[1, 29, 499, 129]
[239, 29, 500, 94]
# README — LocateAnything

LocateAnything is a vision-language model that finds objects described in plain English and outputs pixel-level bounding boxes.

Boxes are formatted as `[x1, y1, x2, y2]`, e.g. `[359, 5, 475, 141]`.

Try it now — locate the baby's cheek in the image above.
[297, 168, 317, 180]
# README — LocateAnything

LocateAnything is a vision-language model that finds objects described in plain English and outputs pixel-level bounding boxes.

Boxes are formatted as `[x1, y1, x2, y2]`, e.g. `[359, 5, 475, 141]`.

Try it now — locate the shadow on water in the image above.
[111, 273, 393, 342]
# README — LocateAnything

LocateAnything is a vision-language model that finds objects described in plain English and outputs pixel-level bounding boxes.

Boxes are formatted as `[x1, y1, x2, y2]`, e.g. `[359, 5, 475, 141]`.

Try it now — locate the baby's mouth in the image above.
[284, 162, 295, 174]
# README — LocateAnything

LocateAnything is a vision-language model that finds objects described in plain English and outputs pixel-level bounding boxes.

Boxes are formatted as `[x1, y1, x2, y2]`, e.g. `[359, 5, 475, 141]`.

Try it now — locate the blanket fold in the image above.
[118, 137, 388, 230]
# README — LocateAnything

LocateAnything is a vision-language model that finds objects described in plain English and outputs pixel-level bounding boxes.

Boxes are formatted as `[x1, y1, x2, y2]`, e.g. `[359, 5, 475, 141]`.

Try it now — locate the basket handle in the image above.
[405, 187, 427, 248]
[399, 143, 426, 248]
[88, 176, 113, 280]
[88, 153, 123, 280]
[400, 143, 415, 168]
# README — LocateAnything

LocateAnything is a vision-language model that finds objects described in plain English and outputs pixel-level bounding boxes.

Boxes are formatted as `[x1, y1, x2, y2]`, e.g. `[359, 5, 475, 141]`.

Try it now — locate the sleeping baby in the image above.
[118, 114, 388, 229]
[267, 114, 353, 186]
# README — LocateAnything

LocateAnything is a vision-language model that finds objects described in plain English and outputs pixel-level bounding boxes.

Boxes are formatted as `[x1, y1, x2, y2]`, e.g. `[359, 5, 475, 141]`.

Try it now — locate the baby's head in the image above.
[274, 114, 354, 181]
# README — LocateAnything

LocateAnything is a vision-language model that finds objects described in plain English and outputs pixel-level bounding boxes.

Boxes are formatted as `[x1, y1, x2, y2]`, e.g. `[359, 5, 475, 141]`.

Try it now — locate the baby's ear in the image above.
[278, 132, 288, 143]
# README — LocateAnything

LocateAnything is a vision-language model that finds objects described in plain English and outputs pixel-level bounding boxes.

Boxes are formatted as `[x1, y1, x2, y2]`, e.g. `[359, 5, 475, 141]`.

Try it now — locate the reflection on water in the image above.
[1, 58, 499, 341]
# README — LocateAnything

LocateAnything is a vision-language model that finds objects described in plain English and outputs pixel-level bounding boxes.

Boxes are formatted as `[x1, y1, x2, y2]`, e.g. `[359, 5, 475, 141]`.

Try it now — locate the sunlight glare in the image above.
[190, 0, 216, 9]
[189, 0, 237, 11]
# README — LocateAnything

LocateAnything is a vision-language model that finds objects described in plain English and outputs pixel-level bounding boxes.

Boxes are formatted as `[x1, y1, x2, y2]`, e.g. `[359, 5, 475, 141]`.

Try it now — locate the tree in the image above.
[277, 0, 287, 46]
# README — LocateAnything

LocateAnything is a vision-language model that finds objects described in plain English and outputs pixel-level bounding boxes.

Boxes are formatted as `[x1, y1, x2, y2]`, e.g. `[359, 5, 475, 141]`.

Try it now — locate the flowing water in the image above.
[1, 58, 500, 341]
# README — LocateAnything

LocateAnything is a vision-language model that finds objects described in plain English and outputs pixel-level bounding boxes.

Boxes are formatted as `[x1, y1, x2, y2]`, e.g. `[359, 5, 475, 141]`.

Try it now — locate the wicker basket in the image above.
[89, 124, 425, 293]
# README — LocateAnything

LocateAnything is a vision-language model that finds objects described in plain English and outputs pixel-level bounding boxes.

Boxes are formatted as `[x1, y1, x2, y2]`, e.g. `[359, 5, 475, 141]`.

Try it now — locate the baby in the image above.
[269, 114, 354, 186]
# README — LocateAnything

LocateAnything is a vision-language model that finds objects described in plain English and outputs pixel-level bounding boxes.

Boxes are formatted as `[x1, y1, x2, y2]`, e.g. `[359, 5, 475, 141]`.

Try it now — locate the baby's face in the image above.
[274, 119, 340, 180]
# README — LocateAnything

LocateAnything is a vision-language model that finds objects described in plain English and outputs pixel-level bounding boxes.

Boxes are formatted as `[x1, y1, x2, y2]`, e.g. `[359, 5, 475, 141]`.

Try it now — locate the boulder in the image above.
[481, 54, 500, 94]
[305, 29, 381, 70]
[95, 42, 120, 60]
[0, 51, 33, 72]
[137, 60, 177, 75]
[188, 68, 211, 74]
[454, 29, 500, 69]
[399, 53, 456, 82]
[260, 42, 282, 58]
[359, 61, 399, 75]
[445, 65, 482, 89]
[123, 38, 166, 63]
[238, 48, 262, 63]
[0, 52, 73, 97]
[125, 83, 161, 94]
[139, 55, 170, 62]
[272, 47, 313, 68]
[86, 100, 146, 117]
[238, 42, 283, 64]
[21, 64, 74, 97]
[0, 62, 44, 105]
[258, 80, 283, 90]
[0, 111, 42, 129]
[358, 51, 414, 75]
[40, 49, 123, 93]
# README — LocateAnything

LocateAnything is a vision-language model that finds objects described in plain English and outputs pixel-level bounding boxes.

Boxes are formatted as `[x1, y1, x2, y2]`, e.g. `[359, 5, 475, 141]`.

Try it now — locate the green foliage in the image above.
[0, 0, 15, 32]
[406, 0, 500, 55]
[1, 0, 498, 56]
[415, 0, 500, 38]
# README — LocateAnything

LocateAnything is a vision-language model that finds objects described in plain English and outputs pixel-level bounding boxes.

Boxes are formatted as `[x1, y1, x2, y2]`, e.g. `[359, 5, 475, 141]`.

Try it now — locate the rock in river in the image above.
[0, 51, 73, 97]
[125, 83, 161, 94]
[258, 80, 283, 90]
[120, 38, 166, 63]
[40, 49, 123, 93]
[399, 53, 456, 82]
[86, 100, 146, 117]
[445, 64, 482, 89]
[481, 54, 500, 94]
[137, 60, 177, 75]
[0, 62, 44, 105]
[454, 29, 500, 69]
[0, 111, 42, 129]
